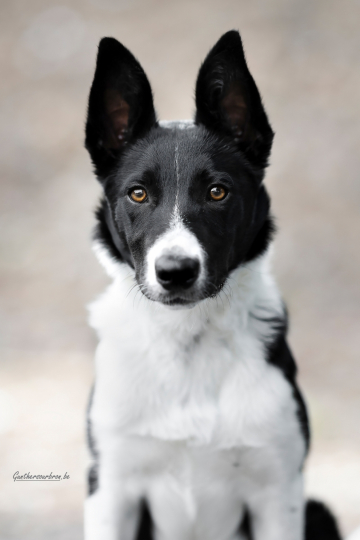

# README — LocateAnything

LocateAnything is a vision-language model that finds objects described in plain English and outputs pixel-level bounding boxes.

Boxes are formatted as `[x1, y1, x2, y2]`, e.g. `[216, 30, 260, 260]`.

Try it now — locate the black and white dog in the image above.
[84, 31, 342, 540]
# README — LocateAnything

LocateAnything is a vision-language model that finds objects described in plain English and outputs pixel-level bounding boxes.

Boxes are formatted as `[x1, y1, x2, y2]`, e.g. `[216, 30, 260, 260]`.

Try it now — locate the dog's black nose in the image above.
[155, 255, 200, 290]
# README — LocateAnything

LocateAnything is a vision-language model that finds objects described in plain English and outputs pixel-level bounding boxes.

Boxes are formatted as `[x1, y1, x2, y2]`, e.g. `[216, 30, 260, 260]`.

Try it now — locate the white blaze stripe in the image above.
[145, 223, 206, 294]
[145, 141, 206, 295]
[171, 141, 181, 227]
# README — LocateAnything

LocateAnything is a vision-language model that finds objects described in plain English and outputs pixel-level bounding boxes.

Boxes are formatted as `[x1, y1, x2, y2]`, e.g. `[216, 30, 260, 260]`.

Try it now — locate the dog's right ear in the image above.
[85, 38, 157, 179]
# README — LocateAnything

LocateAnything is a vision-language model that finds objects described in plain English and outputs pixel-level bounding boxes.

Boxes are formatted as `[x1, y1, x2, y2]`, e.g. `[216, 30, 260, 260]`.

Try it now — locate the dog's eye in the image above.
[129, 188, 147, 203]
[209, 186, 227, 201]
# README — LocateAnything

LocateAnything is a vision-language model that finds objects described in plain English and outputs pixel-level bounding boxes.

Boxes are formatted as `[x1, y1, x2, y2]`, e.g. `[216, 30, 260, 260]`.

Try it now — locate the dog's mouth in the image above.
[163, 297, 193, 305]
[138, 281, 225, 308]
[140, 288, 200, 307]
[160, 296, 200, 308]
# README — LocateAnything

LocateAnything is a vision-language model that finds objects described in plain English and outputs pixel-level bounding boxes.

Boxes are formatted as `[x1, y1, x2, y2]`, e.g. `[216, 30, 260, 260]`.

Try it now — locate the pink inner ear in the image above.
[104, 88, 130, 149]
[221, 82, 248, 138]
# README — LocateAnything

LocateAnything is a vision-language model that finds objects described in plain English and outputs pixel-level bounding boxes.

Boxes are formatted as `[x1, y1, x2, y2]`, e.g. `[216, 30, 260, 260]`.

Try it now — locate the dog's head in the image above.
[85, 31, 274, 307]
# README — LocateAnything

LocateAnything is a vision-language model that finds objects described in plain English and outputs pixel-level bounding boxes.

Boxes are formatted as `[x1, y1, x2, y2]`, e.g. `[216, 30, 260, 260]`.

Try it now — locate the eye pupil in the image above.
[210, 186, 226, 201]
[130, 188, 147, 203]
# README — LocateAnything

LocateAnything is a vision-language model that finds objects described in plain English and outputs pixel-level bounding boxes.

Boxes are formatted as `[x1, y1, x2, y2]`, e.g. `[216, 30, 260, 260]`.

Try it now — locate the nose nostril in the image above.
[155, 255, 200, 290]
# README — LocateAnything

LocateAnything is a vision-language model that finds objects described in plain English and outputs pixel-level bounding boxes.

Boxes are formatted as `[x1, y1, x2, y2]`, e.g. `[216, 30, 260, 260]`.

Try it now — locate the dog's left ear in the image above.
[195, 30, 274, 169]
[85, 37, 157, 180]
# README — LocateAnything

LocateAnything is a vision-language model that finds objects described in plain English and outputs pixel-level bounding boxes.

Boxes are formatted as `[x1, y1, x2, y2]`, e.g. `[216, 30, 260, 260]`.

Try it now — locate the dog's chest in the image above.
[90, 276, 297, 450]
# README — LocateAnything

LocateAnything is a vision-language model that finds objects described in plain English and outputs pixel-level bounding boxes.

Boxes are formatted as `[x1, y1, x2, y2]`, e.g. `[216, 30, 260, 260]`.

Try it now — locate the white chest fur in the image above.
[87, 248, 306, 540]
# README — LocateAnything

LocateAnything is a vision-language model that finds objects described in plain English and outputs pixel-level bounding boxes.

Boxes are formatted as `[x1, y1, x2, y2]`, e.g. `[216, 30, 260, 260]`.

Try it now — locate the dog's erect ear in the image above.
[85, 38, 157, 179]
[195, 30, 274, 169]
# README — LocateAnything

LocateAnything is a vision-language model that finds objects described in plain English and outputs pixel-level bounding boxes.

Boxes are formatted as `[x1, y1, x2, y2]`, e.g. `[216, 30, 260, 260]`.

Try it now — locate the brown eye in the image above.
[209, 186, 227, 201]
[129, 188, 147, 203]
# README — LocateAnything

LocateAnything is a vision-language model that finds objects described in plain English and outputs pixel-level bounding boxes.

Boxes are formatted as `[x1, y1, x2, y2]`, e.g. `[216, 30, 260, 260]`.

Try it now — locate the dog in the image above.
[84, 30, 342, 540]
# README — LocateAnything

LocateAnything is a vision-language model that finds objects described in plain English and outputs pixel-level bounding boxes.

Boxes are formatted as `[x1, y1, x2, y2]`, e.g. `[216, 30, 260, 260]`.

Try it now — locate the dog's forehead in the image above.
[136, 122, 214, 184]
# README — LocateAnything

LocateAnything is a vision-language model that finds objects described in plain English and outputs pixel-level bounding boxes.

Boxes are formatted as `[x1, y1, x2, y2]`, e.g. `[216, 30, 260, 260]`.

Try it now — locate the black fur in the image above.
[305, 500, 342, 540]
[195, 30, 274, 171]
[94, 200, 123, 264]
[240, 509, 254, 540]
[92, 127, 275, 292]
[250, 310, 310, 452]
[86, 385, 99, 495]
[88, 463, 98, 496]
[85, 37, 157, 179]
[135, 500, 154, 540]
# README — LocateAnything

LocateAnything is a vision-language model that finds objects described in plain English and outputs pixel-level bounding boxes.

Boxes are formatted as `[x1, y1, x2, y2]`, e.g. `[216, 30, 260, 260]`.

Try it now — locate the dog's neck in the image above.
[91, 240, 283, 338]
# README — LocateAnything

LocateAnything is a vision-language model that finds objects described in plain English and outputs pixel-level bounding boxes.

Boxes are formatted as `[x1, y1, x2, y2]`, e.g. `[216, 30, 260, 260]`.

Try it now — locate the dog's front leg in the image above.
[248, 473, 304, 540]
[84, 480, 141, 540]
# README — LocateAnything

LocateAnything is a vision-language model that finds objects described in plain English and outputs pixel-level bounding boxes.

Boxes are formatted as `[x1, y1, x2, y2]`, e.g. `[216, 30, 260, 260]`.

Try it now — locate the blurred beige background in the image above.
[0, 0, 359, 538]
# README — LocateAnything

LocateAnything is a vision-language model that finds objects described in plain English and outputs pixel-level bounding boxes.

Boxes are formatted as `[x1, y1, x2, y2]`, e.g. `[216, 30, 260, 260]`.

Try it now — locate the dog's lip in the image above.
[141, 288, 201, 306]
[162, 297, 195, 306]
[139, 281, 225, 306]
[155, 293, 199, 306]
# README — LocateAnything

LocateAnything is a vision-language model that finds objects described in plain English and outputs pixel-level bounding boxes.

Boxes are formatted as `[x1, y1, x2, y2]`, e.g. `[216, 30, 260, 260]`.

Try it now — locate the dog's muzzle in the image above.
[155, 254, 200, 291]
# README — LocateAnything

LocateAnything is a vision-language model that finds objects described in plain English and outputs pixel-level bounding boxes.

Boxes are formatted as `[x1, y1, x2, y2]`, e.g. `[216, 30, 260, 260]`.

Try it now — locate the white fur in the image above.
[85, 244, 306, 540]
[92, 240, 128, 280]
[347, 528, 360, 540]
